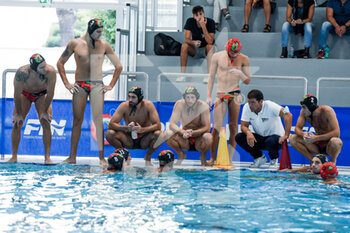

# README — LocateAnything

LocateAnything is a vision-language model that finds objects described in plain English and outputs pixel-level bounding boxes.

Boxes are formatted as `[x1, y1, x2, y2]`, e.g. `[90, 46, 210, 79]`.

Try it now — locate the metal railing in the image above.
[157, 72, 209, 101]
[2, 69, 149, 99]
[316, 77, 350, 103]
[157, 73, 308, 101]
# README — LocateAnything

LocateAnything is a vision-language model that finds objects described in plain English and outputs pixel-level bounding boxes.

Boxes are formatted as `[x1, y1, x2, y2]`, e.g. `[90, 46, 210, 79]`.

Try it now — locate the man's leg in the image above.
[195, 133, 213, 166]
[9, 96, 32, 163]
[206, 44, 214, 73]
[235, 132, 265, 159]
[180, 43, 196, 73]
[227, 96, 241, 164]
[165, 133, 188, 165]
[263, 0, 271, 26]
[210, 99, 228, 165]
[34, 96, 53, 164]
[326, 137, 343, 164]
[318, 21, 332, 50]
[90, 85, 107, 166]
[243, 0, 253, 25]
[263, 135, 281, 160]
[289, 134, 319, 162]
[141, 130, 162, 166]
[105, 129, 133, 149]
[65, 89, 88, 164]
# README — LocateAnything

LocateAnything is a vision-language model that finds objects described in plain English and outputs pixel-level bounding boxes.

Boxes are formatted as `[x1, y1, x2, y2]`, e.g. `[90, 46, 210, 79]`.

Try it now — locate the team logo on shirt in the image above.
[262, 118, 269, 122]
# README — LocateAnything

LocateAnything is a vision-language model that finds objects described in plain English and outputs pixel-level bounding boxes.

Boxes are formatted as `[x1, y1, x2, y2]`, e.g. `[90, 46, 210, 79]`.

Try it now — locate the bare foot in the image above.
[63, 157, 76, 164]
[45, 158, 53, 164]
[99, 158, 108, 168]
[201, 161, 210, 167]
[7, 157, 17, 163]
[145, 161, 153, 167]
[207, 159, 215, 166]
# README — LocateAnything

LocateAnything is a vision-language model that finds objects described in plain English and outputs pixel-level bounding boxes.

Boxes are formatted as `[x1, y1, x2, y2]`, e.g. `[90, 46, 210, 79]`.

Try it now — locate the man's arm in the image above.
[302, 4, 315, 23]
[191, 104, 211, 137]
[42, 66, 56, 113]
[104, 42, 123, 91]
[200, 18, 214, 45]
[279, 108, 293, 143]
[207, 53, 218, 104]
[185, 30, 195, 46]
[241, 56, 251, 84]
[108, 103, 130, 132]
[294, 111, 307, 137]
[315, 108, 340, 141]
[326, 6, 344, 36]
[56, 40, 76, 91]
[137, 101, 162, 134]
[169, 101, 186, 136]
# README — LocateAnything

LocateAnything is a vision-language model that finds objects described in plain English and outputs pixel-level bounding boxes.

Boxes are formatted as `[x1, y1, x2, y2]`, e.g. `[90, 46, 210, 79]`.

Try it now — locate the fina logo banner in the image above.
[23, 119, 67, 140]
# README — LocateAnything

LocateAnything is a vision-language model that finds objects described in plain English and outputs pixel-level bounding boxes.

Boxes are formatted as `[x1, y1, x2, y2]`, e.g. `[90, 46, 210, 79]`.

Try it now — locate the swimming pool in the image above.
[0, 163, 349, 232]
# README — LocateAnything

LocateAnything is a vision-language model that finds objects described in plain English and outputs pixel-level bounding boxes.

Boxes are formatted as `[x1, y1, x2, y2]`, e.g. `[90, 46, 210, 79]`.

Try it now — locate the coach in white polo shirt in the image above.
[235, 89, 292, 168]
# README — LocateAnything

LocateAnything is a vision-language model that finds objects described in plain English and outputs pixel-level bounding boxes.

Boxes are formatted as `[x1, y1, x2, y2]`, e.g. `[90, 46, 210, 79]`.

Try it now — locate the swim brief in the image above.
[316, 141, 328, 154]
[76, 81, 103, 94]
[216, 90, 241, 102]
[22, 90, 47, 102]
[188, 136, 197, 151]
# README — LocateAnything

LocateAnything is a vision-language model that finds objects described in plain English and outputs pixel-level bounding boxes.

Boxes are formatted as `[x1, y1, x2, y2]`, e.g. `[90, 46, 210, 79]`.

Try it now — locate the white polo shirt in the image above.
[241, 100, 285, 137]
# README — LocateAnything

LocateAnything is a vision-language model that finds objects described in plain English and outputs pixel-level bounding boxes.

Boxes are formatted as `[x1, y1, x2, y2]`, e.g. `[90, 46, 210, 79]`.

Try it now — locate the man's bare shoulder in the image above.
[46, 64, 56, 73]
[319, 105, 336, 116]
[197, 99, 210, 111]
[214, 50, 226, 57]
[142, 99, 156, 108]
[15, 65, 30, 82]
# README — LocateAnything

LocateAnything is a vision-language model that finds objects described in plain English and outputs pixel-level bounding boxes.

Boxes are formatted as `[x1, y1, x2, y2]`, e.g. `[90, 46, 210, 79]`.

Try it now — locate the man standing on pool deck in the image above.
[105, 86, 162, 166]
[165, 86, 212, 166]
[235, 89, 292, 168]
[206, 38, 250, 166]
[289, 94, 342, 164]
[57, 18, 123, 166]
[9, 54, 56, 164]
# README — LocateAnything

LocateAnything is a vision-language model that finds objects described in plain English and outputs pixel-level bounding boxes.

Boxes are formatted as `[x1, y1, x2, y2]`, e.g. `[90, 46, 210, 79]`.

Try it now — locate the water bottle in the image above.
[289, 45, 294, 58]
[131, 131, 138, 139]
[324, 46, 329, 59]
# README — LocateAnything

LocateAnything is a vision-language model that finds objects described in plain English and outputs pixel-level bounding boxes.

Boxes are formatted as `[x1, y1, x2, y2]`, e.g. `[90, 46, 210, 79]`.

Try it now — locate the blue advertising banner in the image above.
[1, 98, 349, 166]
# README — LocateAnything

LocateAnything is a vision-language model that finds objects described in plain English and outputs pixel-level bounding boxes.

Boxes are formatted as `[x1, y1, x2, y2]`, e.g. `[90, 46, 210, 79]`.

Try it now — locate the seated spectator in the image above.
[317, 0, 350, 58]
[206, 0, 231, 31]
[180, 5, 215, 80]
[280, 0, 315, 58]
[241, 0, 272, 32]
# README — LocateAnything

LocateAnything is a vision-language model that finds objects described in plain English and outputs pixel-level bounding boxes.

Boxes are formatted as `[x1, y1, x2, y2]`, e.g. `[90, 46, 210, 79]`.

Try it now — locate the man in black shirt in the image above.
[180, 5, 215, 78]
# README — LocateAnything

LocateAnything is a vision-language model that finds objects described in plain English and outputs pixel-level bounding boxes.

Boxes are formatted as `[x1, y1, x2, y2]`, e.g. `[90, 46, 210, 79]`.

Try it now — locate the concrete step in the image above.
[182, 6, 327, 33]
[145, 31, 350, 59]
[136, 55, 350, 107]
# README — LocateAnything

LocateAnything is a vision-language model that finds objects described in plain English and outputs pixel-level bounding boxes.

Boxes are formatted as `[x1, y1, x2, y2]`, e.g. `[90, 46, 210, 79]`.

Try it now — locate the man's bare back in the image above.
[17, 65, 52, 93]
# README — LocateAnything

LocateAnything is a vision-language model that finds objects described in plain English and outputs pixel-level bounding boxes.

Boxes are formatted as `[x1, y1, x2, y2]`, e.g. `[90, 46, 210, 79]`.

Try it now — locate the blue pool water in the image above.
[0, 163, 349, 232]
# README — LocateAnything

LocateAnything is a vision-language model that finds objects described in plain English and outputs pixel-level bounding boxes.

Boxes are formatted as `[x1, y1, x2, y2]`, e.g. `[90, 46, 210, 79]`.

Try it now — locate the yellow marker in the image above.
[214, 127, 234, 170]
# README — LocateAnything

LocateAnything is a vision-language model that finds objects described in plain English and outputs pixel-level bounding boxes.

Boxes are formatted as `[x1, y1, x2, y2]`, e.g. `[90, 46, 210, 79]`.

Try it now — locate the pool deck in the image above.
[1, 154, 350, 176]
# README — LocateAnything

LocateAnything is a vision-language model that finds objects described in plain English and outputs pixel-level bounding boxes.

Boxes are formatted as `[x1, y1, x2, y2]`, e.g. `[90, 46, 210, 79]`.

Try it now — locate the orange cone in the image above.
[279, 141, 292, 170]
[214, 127, 234, 170]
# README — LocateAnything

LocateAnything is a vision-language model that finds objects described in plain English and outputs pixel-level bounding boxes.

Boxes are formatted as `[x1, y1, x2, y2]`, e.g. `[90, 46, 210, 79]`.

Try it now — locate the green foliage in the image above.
[74, 10, 92, 38]
[44, 23, 61, 47]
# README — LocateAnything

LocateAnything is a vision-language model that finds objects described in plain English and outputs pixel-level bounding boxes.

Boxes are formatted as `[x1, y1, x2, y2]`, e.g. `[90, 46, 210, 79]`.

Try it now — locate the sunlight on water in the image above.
[0, 163, 349, 232]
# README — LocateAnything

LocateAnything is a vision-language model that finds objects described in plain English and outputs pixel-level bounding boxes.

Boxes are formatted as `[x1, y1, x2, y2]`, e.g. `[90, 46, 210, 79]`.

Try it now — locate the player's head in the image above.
[300, 94, 318, 114]
[183, 86, 200, 107]
[226, 38, 241, 58]
[107, 152, 127, 171]
[87, 18, 103, 47]
[29, 53, 46, 74]
[158, 150, 175, 172]
[114, 148, 130, 161]
[320, 162, 338, 181]
[128, 86, 143, 104]
[311, 154, 328, 174]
